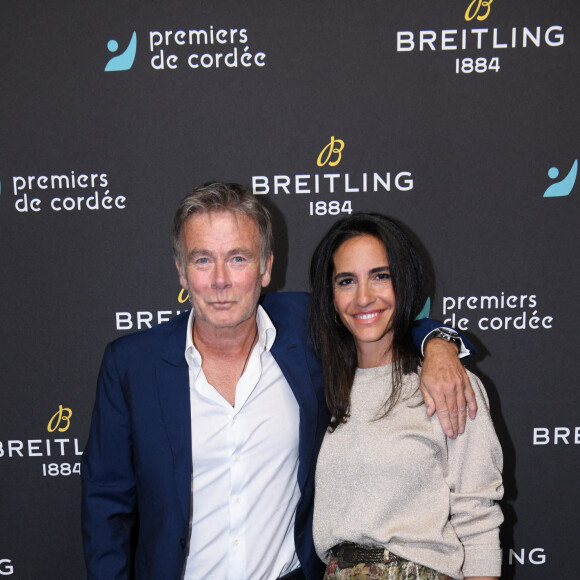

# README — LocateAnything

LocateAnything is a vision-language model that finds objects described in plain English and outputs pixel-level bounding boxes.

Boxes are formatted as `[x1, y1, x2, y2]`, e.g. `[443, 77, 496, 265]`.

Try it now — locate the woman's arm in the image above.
[445, 372, 504, 580]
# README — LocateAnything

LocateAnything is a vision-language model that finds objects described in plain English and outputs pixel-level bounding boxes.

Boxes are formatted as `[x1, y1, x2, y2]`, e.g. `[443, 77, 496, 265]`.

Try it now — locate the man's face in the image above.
[176, 210, 273, 334]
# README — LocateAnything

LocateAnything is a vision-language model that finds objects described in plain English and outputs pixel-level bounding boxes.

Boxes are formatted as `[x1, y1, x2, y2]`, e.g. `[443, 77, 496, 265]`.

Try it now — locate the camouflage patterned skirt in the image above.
[324, 543, 453, 580]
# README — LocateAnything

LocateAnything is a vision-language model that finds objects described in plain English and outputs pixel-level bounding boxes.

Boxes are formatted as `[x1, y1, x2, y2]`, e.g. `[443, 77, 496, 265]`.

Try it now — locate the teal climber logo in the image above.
[105, 32, 137, 71]
[543, 159, 577, 197]
[416, 297, 431, 321]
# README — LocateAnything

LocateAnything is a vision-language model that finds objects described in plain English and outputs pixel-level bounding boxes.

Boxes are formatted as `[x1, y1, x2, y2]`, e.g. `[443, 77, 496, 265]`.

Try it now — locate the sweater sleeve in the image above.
[444, 371, 504, 578]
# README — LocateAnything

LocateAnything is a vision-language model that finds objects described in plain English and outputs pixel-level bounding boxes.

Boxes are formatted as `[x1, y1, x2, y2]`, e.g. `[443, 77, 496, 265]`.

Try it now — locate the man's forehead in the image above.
[182, 209, 260, 247]
[186, 208, 257, 229]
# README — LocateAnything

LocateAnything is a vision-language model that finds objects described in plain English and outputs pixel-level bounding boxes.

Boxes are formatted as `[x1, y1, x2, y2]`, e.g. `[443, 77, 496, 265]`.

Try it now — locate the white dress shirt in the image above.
[182, 306, 301, 580]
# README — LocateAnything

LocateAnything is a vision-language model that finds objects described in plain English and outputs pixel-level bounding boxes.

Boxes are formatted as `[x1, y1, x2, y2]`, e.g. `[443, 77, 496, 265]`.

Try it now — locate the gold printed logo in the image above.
[47, 405, 72, 433]
[317, 136, 345, 167]
[465, 0, 493, 21]
[178, 288, 189, 304]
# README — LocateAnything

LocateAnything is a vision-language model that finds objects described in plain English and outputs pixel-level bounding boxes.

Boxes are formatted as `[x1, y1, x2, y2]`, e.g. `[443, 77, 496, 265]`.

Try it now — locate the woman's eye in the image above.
[337, 278, 354, 286]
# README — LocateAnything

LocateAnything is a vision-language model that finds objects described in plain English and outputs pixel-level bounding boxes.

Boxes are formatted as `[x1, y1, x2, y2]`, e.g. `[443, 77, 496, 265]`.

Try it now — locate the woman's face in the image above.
[332, 234, 396, 368]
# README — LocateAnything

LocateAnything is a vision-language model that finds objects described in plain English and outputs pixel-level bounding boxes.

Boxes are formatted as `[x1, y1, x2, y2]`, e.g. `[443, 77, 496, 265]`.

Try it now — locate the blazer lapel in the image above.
[271, 320, 321, 490]
[157, 314, 192, 524]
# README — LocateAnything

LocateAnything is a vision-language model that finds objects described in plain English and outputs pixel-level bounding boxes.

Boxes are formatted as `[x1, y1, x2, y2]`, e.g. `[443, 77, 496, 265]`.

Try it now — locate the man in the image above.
[82, 182, 476, 579]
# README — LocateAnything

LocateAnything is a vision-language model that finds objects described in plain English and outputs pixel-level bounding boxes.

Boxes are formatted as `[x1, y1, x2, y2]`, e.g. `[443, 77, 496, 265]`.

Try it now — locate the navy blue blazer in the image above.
[82, 292, 329, 579]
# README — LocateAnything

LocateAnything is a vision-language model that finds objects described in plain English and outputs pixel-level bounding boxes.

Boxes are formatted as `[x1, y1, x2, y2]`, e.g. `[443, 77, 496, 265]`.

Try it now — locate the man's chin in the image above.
[197, 312, 253, 330]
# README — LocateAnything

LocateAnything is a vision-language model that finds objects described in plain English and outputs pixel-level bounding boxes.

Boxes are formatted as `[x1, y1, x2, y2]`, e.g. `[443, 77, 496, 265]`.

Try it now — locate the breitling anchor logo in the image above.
[47, 405, 73, 433]
[317, 136, 345, 167]
[465, 0, 494, 22]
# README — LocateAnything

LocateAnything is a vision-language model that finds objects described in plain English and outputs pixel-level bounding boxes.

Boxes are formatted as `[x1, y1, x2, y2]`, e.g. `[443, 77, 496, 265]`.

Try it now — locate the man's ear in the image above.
[261, 253, 274, 288]
[175, 260, 187, 290]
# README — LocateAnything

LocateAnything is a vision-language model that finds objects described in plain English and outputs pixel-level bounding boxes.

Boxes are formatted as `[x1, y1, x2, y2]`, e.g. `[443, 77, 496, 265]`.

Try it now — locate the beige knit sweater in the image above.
[313, 364, 504, 579]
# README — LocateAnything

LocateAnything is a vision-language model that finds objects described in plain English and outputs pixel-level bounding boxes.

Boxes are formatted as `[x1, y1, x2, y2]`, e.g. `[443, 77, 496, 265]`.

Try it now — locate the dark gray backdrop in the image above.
[1, 1, 578, 578]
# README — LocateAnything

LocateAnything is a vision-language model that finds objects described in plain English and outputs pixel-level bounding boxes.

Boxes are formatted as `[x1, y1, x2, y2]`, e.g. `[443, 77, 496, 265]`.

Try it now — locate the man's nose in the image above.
[212, 261, 231, 289]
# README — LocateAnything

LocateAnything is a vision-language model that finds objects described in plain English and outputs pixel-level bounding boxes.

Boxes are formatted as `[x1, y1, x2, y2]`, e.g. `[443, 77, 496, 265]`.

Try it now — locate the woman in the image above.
[309, 213, 503, 580]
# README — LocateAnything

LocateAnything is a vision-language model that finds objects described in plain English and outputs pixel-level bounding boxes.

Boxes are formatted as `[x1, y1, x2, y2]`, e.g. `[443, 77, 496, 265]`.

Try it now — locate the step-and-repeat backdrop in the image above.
[1, 1, 578, 578]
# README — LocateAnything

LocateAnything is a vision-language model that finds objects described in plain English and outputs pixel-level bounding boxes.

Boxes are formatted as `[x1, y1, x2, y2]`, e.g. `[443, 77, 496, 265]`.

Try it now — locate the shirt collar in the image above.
[184, 304, 277, 369]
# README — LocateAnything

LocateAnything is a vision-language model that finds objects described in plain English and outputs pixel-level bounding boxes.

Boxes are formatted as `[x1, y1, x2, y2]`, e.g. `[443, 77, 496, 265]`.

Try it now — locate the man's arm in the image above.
[81, 343, 137, 579]
[412, 318, 477, 439]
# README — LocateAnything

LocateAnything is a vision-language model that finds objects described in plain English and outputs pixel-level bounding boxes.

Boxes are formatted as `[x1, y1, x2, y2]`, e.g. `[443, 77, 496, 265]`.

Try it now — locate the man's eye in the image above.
[232, 256, 245, 263]
[196, 257, 210, 264]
